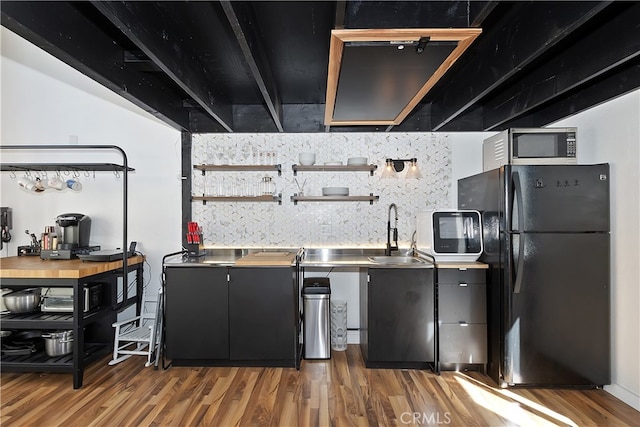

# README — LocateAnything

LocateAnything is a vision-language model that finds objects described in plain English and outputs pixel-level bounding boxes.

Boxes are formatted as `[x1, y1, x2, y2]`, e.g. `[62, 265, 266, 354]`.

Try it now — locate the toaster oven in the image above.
[41, 284, 103, 313]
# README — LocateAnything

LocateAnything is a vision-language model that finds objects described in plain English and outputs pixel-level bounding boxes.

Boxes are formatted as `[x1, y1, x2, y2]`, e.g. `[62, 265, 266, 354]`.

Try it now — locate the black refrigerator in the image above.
[458, 164, 611, 387]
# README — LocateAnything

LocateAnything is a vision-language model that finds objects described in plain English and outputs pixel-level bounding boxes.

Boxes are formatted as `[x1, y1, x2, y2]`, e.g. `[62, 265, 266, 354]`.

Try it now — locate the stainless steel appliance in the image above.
[41, 284, 103, 313]
[458, 163, 610, 387]
[483, 127, 577, 171]
[416, 210, 482, 262]
[40, 213, 93, 259]
[56, 213, 91, 249]
[302, 277, 331, 359]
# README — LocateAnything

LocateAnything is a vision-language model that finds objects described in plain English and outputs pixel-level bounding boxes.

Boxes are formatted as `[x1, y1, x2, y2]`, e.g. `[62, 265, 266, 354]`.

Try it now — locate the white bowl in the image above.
[324, 161, 343, 166]
[322, 187, 349, 196]
[299, 153, 316, 165]
[347, 157, 367, 165]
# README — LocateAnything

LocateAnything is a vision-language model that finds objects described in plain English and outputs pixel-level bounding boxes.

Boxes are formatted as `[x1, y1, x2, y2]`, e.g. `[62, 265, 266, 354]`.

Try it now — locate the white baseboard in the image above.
[604, 383, 640, 411]
[347, 330, 360, 344]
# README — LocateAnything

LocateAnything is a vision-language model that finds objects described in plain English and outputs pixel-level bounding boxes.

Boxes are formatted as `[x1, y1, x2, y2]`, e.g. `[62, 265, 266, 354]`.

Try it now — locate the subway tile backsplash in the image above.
[192, 132, 451, 248]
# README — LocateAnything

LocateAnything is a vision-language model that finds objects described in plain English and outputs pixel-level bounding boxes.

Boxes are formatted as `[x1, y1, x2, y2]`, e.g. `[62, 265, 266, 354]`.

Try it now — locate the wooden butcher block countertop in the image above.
[234, 251, 297, 266]
[0, 255, 145, 279]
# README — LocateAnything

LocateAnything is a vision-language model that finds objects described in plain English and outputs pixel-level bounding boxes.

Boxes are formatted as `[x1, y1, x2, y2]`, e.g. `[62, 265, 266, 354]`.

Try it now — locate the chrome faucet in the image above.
[386, 203, 398, 255]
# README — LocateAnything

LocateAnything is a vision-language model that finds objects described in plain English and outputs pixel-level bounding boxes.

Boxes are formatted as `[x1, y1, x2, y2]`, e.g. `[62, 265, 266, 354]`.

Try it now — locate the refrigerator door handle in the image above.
[512, 171, 526, 293]
[511, 171, 525, 231]
[513, 233, 525, 294]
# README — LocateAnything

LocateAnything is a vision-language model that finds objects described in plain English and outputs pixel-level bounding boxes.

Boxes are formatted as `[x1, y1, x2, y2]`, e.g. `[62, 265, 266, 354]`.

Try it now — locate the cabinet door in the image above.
[165, 267, 229, 359]
[367, 268, 434, 362]
[229, 267, 296, 361]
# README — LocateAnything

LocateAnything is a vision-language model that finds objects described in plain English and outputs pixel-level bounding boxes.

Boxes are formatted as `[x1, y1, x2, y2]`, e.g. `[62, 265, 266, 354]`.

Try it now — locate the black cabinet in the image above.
[164, 265, 299, 367]
[436, 266, 488, 371]
[229, 267, 297, 364]
[360, 268, 434, 369]
[164, 267, 229, 360]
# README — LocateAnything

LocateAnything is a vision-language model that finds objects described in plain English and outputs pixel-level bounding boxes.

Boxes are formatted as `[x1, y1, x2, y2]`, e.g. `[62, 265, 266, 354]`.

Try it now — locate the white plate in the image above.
[322, 187, 349, 196]
[324, 161, 343, 166]
[347, 157, 367, 165]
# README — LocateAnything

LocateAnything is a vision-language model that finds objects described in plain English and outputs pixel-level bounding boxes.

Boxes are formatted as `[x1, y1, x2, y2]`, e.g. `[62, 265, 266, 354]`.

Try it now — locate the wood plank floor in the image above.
[1, 346, 638, 426]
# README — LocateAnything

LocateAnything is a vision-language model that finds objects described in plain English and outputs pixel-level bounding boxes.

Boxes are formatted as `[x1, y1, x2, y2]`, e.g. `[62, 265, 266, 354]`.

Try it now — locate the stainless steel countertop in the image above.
[164, 247, 435, 269]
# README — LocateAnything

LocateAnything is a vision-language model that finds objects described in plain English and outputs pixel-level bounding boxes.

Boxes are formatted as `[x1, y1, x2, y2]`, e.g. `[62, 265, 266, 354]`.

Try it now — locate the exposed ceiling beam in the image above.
[220, 1, 283, 132]
[482, 2, 640, 130]
[91, 0, 234, 132]
[427, 1, 613, 131]
[0, 1, 191, 131]
[499, 59, 640, 129]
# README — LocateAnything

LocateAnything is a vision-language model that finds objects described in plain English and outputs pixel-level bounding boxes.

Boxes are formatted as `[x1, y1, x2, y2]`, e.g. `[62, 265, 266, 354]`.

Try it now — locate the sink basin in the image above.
[368, 256, 426, 265]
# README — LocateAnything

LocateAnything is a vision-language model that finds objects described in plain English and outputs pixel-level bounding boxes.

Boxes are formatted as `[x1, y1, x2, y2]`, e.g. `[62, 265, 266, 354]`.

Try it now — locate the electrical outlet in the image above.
[321, 223, 331, 235]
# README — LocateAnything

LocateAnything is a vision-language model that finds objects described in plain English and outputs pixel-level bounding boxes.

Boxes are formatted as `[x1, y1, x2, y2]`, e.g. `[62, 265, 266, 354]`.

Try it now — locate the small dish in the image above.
[347, 157, 367, 165]
[324, 161, 343, 166]
[299, 153, 316, 165]
[322, 187, 349, 196]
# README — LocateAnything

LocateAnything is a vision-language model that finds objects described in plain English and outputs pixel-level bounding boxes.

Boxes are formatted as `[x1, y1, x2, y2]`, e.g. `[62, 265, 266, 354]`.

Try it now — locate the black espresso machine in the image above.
[40, 213, 98, 259]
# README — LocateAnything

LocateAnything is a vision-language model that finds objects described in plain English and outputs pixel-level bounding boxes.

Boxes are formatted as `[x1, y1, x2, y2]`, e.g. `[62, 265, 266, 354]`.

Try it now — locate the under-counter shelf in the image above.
[0, 311, 73, 329]
[193, 194, 282, 205]
[292, 164, 377, 176]
[290, 193, 379, 205]
[194, 164, 282, 176]
[1, 342, 109, 372]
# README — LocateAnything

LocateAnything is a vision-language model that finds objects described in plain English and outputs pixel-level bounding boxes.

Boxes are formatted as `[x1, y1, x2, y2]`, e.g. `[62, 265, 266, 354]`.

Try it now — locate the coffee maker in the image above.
[40, 213, 96, 259]
[56, 213, 91, 249]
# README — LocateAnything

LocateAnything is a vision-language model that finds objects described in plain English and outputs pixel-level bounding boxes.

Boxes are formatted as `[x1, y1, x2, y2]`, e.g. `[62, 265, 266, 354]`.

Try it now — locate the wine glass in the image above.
[240, 143, 252, 164]
[215, 150, 226, 165]
[226, 146, 237, 164]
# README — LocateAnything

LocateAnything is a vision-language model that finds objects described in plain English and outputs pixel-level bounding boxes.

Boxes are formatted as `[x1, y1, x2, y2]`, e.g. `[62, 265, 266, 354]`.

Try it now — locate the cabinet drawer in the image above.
[437, 268, 486, 285]
[439, 323, 487, 364]
[438, 284, 486, 323]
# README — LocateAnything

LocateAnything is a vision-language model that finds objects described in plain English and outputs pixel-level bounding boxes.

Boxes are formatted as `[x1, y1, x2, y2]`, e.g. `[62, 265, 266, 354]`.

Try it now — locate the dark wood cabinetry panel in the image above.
[228, 267, 297, 363]
[437, 266, 488, 370]
[361, 268, 434, 368]
[164, 267, 229, 360]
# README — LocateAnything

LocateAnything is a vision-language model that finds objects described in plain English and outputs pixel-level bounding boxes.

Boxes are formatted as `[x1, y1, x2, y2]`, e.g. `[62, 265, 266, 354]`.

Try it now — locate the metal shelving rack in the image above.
[0, 145, 139, 389]
[0, 145, 133, 293]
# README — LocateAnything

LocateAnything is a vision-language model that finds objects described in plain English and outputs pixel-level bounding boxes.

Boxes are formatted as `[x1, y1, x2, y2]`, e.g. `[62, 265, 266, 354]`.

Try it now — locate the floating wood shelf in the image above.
[291, 193, 379, 205]
[193, 194, 282, 205]
[194, 164, 281, 176]
[292, 164, 377, 176]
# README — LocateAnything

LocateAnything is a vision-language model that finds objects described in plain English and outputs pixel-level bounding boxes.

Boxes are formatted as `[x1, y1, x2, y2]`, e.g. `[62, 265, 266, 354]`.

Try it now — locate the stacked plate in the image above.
[347, 157, 367, 165]
[322, 187, 349, 196]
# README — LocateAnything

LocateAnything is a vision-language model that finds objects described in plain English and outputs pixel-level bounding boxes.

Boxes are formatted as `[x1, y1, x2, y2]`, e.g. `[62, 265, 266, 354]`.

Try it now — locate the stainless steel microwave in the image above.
[482, 127, 577, 171]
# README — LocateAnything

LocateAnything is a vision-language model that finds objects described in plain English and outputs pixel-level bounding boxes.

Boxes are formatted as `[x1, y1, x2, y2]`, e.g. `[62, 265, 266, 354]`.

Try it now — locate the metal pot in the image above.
[42, 330, 73, 357]
[3, 288, 42, 313]
[0, 288, 13, 312]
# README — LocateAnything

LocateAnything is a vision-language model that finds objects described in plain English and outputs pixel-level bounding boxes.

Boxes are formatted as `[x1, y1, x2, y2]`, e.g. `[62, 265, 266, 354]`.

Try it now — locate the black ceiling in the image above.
[2, 1, 639, 133]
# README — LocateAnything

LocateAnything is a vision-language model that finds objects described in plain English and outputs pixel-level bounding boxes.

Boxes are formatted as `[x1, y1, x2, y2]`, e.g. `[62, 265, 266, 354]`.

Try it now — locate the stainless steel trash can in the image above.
[303, 277, 331, 359]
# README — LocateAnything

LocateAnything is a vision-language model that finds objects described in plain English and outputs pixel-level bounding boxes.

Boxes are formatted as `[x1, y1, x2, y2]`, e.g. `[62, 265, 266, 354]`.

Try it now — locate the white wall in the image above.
[552, 91, 640, 410]
[1, 27, 183, 294]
